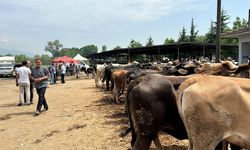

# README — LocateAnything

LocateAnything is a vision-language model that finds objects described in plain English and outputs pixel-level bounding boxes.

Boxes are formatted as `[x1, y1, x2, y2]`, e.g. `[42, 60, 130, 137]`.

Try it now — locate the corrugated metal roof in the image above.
[222, 27, 250, 37]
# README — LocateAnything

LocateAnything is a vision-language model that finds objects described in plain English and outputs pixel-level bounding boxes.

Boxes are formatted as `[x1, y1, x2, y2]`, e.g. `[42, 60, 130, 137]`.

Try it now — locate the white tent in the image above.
[73, 54, 88, 61]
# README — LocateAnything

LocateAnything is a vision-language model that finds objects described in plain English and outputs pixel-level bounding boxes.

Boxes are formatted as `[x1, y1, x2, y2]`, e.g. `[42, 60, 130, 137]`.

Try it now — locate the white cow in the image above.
[94, 64, 106, 88]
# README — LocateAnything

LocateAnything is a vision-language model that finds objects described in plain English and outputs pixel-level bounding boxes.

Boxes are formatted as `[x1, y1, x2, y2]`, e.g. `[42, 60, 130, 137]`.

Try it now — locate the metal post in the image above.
[248, 9, 250, 27]
[216, 0, 221, 63]
[177, 44, 180, 60]
[157, 46, 160, 61]
[203, 44, 205, 57]
[128, 48, 131, 63]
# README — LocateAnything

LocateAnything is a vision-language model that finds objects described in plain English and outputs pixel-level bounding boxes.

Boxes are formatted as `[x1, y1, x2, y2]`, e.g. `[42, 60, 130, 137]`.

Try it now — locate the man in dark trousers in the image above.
[60, 63, 66, 83]
[31, 58, 49, 116]
[24, 61, 34, 104]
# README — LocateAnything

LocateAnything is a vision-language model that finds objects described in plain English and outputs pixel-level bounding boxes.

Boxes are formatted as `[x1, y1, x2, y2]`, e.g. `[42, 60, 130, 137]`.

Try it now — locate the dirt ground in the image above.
[0, 76, 188, 150]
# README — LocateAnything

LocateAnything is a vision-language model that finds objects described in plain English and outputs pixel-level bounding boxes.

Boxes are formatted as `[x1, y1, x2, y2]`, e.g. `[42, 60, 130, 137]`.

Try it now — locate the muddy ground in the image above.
[0, 76, 188, 150]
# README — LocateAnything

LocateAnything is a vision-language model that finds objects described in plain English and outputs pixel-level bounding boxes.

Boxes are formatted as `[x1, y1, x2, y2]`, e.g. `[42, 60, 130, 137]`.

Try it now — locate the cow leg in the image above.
[111, 79, 114, 91]
[215, 141, 228, 150]
[95, 77, 99, 88]
[106, 80, 109, 91]
[153, 135, 163, 150]
[113, 83, 120, 103]
[131, 128, 137, 147]
[230, 143, 242, 150]
[132, 134, 152, 150]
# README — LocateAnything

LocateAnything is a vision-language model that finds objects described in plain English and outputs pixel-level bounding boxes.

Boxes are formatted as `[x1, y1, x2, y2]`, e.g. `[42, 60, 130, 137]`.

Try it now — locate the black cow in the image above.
[102, 64, 143, 91]
[126, 74, 187, 150]
[81, 67, 95, 77]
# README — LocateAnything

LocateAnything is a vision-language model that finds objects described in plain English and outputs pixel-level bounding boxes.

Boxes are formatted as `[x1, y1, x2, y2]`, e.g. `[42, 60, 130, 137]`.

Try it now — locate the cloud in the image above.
[1, 38, 8, 43]
[0, 0, 208, 31]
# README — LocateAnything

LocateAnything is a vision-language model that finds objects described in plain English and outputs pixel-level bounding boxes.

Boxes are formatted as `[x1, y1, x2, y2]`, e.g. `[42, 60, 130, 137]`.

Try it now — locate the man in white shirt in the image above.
[16, 60, 31, 106]
[60, 63, 66, 83]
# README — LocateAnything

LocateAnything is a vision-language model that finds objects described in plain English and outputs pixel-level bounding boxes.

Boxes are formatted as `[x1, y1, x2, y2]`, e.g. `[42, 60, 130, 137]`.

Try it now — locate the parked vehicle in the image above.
[0, 56, 15, 77]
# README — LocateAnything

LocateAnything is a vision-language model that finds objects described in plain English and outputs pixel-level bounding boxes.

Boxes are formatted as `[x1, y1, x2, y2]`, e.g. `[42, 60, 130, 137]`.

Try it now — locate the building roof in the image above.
[88, 42, 238, 59]
[222, 27, 250, 38]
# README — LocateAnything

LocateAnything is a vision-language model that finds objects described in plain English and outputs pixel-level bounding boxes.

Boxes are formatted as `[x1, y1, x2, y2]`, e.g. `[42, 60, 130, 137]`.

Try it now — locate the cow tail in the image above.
[111, 78, 114, 91]
[125, 83, 137, 146]
[118, 79, 126, 97]
[119, 127, 131, 137]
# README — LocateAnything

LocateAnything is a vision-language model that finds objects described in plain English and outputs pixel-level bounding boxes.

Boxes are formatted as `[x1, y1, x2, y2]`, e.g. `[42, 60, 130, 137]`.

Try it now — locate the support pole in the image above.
[216, 0, 221, 63]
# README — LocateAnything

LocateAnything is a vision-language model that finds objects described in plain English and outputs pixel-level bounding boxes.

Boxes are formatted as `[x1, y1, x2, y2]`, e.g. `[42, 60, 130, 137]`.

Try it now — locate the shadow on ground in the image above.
[0, 111, 34, 121]
[0, 103, 18, 108]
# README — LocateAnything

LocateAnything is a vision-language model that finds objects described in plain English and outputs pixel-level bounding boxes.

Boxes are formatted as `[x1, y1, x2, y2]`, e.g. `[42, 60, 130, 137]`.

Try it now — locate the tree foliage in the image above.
[232, 17, 248, 30]
[113, 46, 122, 50]
[189, 18, 199, 42]
[60, 47, 80, 58]
[128, 39, 142, 48]
[145, 36, 154, 46]
[164, 38, 175, 44]
[79, 45, 98, 57]
[102, 45, 107, 52]
[178, 27, 189, 42]
[205, 21, 217, 43]
[45, 40, 63, 57]
[15, 55, 32, 64]
[213, 9, 231, 33]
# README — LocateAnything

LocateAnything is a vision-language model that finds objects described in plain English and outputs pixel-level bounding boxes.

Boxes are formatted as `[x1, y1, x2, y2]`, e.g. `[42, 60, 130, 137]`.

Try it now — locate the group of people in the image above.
[49, 63, 66, 84]
[49, 63, 83, 81]
[15, 58, 49, 116]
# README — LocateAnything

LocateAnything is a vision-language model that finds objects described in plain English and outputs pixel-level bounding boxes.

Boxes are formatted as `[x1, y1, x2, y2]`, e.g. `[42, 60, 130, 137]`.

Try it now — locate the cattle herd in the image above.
[92, 59, 250, 150]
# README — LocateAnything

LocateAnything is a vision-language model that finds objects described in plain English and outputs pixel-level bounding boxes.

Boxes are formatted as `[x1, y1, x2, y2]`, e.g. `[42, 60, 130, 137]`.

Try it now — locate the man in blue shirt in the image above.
[31, 58, 49, 116]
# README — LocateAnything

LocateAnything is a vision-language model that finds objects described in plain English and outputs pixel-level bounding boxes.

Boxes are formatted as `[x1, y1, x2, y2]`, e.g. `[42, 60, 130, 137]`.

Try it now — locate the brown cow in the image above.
[177, 75, 250, 150]
[112, 69, 128, 103]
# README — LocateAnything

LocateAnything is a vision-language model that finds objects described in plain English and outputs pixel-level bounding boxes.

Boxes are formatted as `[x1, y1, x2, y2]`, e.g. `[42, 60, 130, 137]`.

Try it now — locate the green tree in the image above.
[102, 45, 107, 52]
[113, 46, 122, 50]
[164, 38, 175, 44]
[45, 40, 63, 57]
[15, 55, 32, 64]
[213, 9, 230, 33]
[80, 45, 98, 57]
[128, 39, 142, 48]
[189, 18, 199, 42]
[60, 47, 80, 57]
[145, 36, 154, 46]
[40, 54, 52, 66]
[233, 17, 248, 30]
[178, 27, 189, 42]
[196, 35, 206, 43]
[205, 21, 216, 43]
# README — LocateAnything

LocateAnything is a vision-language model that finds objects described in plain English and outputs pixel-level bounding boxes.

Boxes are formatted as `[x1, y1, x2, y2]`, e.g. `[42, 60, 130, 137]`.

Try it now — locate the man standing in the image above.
[50, 63, 57, 84]
[31, 58, 49, 116]
[16, 60, 31, 106]
[60, 63, 66, 83]
[24, 61, 34, 104]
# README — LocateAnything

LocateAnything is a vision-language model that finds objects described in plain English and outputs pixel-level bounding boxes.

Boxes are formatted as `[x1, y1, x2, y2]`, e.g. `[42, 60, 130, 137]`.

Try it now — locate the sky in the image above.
[0, 0, 250, 55]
